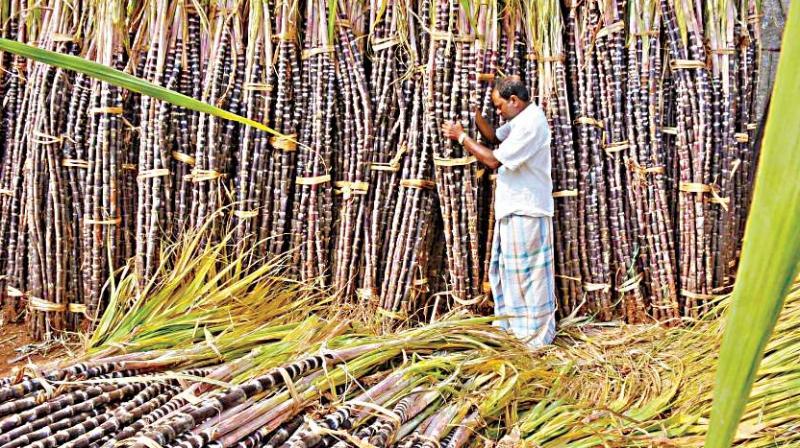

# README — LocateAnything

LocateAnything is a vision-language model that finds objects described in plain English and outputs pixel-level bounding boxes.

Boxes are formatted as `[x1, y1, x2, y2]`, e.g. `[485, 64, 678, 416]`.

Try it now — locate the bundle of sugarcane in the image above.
[424, 0, 483, 308]
[287, 0, 336, 283]
[331, 1, 374, 300]
[378, 1, 441, 316]
[624, 0, 680, 321]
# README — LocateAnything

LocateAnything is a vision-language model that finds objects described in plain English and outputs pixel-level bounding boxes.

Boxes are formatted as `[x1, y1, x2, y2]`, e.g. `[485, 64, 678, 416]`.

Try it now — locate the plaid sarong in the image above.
[489, 215, 557, 347]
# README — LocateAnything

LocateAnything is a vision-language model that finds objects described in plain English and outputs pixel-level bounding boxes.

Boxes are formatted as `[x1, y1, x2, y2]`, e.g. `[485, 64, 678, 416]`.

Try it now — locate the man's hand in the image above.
[441, 121, 465, 142]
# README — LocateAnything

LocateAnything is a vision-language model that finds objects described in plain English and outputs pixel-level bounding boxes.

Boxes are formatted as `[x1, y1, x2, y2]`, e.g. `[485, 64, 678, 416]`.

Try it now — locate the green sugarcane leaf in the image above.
[327, 0, 337, 42]
[0, 37, 287, 139]
[705, 3, 800, 447]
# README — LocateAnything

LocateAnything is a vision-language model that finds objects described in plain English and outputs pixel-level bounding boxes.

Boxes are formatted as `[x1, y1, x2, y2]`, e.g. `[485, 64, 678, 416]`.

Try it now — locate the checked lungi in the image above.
[489, 214, 557, 348]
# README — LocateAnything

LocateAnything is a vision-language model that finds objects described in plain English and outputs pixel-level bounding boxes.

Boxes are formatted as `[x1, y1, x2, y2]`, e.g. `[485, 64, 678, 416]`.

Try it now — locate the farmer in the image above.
[441, 75, 556, 348]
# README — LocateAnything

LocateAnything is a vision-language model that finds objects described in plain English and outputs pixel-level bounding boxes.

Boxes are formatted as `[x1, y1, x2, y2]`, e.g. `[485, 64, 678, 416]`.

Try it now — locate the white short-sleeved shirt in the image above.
[493, 103, 553, 219]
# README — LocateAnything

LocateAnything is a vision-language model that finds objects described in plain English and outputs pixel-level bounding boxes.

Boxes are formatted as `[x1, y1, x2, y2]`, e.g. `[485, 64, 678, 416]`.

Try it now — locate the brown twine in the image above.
[233, 210, 259, 219]
[190, 169, 223, 182]
[68, 303, 87, 314]
[477, 73, 495, 82]
[269, 134, 298, 152]
[89, 106, 124, 115]
[670, 59, 706, 70]
[552, 189, 578, 198]
[122, 163, 138, 171]
[137, 168, 171, 181]
[596, 21, 625, 38]
[302, 46, 336, 60]
[604, 140, 629, 154]
[430, 30, 453, 41]
[734, 132, 749, 143]
[680, 289, 719, 301]
[400, 179, 435, 190]
[583, 282, 611, 293]
[616, 273, 643, 293]
[172, 151, 196, 166]
[373, 37, 401, 52]
[661, 126, 678, 135]
[296, 174, 332, 185]
[29, 297, 66, 312]
[574, 116, 603, 128]
[433, 155, 476, 167]
[84, 216, 122, 226]
[62, 159, 92, 169]
[243, 82, 274, 91]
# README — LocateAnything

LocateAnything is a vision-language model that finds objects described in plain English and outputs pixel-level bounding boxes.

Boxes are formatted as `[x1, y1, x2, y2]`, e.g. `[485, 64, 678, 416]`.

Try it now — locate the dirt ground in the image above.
[0, 320, 65, 377]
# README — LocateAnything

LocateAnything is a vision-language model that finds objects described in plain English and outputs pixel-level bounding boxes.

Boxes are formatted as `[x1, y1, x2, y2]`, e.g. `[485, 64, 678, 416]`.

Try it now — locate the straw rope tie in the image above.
[68, 303, 87, 314]
[680, 289, 719, 301]
[583, 282, 612, 293]
[433, 155, 476, 167]
[746, 123, 758, 131]
[574, 116, 603, 128]
[400, 179, 435, 190]
[84, 216, 122, 226]
[335, 181, 369, 199]
[596, 20, 624, 38]
[0, 188, 13, 197]
[604, 140, 629, 155]
[32, 131, 63, 145]
[270, 134, 298, 152]
[734, 132, 749, 143]
[89, 106, 124, 115]
[670, 59, 706, 70]
[489, 173, 498, 181]
[552, 189, 578, 198]
[233, 210, 259, 219]
[373, 36, 401, 52]
[661, 126, 678, 135]
[137, 168, 171, 181]
[172, 151, 196, 166]
[555, 274, 582, 282]
[243, 82, 274, 91]
[29, 297, 66, 312]
[62, 159, 92, 169]
[6, 285, 24, 297]
[477, 73, 495, 82]
[189, 169, 223, 182]
[371, 144, 407, 172]
[302, 46, 335, 60]
[336, 19, 351, 28]
[296, 174, 331, 186]
[617, 273, 643, 293]
[710, 47, 737, 55]
[356, 288, 378, 301]
[122, 163, 138, 171]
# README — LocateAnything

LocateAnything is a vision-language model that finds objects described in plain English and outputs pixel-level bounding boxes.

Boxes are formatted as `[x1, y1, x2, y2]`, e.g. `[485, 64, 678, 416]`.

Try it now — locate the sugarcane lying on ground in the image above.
[2, 225, 800, 448]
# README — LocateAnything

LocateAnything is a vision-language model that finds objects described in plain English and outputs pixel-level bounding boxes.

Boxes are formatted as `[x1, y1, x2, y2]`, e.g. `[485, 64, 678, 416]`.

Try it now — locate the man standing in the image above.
[441, 76, 556, 348]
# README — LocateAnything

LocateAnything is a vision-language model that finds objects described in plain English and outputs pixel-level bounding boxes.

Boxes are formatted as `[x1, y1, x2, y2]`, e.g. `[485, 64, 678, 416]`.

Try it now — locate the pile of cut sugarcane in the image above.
[0, 0, 766, 338]
[1, 231, 799, 448]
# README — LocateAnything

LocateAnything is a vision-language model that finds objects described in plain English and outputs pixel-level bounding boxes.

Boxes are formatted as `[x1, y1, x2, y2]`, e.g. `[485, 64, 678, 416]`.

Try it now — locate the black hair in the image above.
[495, 76, 530, 102]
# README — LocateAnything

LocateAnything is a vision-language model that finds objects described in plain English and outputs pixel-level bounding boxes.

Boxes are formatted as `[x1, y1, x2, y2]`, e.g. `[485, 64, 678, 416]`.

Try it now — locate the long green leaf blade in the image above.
[0, 38, 285, 138]
[705, 3, 800, 447]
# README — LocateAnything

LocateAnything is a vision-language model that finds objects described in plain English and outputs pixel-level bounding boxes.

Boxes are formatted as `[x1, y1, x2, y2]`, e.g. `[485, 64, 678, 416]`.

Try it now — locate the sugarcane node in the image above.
[62, 158, 92, 169]
[596, 20, 624, 38]
[296, 174, 332, 185]
[433, 155, 477, 167]
[137, 168, 172, 181]
[171, 151, 197, 166]
[552, 189, 578, 198]
[89, 106, 124, 114]
[243, 82, 274, 91]
[28, 296, 67, 312]
[400, 179, 435, 189]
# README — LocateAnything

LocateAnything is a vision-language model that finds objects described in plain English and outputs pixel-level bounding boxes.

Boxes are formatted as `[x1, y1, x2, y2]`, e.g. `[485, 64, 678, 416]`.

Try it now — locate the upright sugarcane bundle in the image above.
[234, 0, 274, 253]
[625, 0, 679, 321]
[378, 1, 441, 315]
[526, 0, 582, 317]
[425, 0, 483, 307]
[287, 0, 336, 282]
[331, 0, 374, 300]
[0, 0, 33, 321]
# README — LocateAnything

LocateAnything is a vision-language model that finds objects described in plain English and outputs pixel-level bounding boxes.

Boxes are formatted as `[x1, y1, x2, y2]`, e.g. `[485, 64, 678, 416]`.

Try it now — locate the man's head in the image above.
[491, 76, 530, 120]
